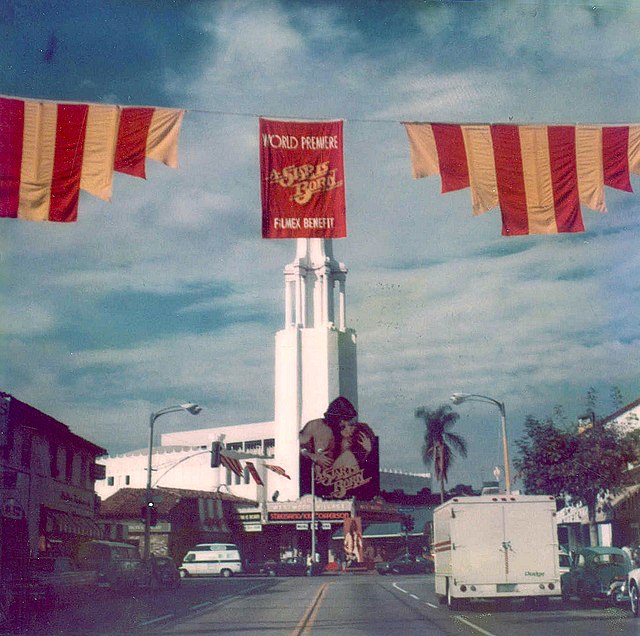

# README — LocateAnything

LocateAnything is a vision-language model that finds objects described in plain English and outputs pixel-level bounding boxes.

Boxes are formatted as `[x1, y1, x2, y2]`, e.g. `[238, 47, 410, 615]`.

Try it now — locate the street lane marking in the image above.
[425, 602, 438, 608]
[291, 583, 329, 636]
[410, 594, 419, 599]
[190, 601, 212, 611]
[140, 613, 175, 626]
[392, 582, 409, 593]
[454, 615, 499, 636]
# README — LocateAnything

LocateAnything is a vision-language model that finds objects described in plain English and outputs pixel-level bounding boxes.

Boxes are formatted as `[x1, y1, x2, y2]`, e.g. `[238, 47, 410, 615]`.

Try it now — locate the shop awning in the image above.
[46, 509, 102, 539]
[332, 522, 424, 540]
[332, 507, 433, 540]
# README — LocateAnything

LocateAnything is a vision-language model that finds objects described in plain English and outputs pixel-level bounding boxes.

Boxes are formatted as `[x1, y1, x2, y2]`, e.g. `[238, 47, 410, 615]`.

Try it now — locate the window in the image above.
[107, 476, 114, 486]
[49, 443, 59, 478]
[20, 431, 32, 468]
[245, 440, 262, 452]
[125, 475, 130, 485]
[226, 442, 242, 452]
[264, 438, 275, 456]
[225, 468, 232, 486]
[243, 466, 250, 484]
[65, 448, 74, 482]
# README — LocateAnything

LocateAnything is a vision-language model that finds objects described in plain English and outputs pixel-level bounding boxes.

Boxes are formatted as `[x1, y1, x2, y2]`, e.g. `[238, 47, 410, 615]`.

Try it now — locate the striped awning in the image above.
[45, 509, 102, 539]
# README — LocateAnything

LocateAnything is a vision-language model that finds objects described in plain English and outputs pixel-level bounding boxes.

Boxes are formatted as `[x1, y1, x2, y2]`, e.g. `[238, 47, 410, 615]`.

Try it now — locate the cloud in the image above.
[2, 0, 640, 488]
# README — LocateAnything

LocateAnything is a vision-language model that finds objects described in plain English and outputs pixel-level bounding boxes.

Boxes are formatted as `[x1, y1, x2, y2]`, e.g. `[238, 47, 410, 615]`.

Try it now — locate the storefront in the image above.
[237, 496, 353, 564]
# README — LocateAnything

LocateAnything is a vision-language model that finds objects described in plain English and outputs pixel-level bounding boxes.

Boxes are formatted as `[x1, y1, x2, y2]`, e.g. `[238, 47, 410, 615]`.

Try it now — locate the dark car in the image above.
[561, 546, 632, 601]
[148, 556, 180, 589]
[244, 557, 309, 577]
[376, 554, 434, 575]
[273, 557, 309, 576]
[18, 557, 98, 605]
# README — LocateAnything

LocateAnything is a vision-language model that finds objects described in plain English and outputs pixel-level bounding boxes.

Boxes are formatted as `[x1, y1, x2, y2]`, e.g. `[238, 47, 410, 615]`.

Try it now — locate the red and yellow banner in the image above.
[0, 95, 184, 223]
[260, 118, 346, 239]
[405, 122, 640, 235]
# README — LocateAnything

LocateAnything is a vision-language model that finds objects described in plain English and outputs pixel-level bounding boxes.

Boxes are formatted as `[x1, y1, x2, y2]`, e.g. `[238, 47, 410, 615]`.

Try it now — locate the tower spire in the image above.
[273, 238, 358, 501]
[283, 238, 348, 330]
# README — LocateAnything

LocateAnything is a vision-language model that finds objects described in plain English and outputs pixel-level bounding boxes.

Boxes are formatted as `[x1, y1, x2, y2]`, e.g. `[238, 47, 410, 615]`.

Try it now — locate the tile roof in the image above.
[98, 487, 257, 518]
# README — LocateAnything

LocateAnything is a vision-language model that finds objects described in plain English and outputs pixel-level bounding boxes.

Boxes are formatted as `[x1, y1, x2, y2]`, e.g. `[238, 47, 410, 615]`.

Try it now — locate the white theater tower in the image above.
[273, 238, 358, 501]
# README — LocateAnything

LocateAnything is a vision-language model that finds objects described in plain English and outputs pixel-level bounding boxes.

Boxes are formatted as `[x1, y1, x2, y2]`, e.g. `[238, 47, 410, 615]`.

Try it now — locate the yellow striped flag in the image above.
[0, 95, 184, 222]
[404, 122, 640, 235]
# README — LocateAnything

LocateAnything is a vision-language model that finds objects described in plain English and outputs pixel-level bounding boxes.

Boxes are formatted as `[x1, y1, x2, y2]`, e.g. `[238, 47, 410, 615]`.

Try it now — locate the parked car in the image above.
[244, 557, 308, 577]
[561, 546, 632, 601]
[147, 556, 180, 589]
[627, 567, 640, 616]
[558, 549, 572, 576]
[17, 557, 98, 606]
[76, 540, 147, 590]
[375, 554, 434, 575]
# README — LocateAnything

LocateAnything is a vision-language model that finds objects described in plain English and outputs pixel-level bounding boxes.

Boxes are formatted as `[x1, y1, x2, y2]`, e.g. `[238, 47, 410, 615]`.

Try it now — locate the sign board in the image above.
[1, 496, 24, 520]
[243, 523, 262, 533]
[296, 523, 309, 530]
[268, 511, 350, 523]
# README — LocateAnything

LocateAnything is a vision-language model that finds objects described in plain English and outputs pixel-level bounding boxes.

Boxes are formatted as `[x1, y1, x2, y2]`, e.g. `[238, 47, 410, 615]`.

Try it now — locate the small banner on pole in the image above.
[260, 118, 346, 239]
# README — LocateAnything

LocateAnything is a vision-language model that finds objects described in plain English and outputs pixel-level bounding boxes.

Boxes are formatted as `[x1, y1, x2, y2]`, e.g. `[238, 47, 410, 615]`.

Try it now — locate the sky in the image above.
[1, 0, 639, 489]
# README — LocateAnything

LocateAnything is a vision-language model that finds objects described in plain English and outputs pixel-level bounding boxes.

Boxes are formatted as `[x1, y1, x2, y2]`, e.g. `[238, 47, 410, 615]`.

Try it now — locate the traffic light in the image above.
[211, 441, 222, 468]
[401, 515, 415, 534]
[141, 501, 158, 527]
[405, 515, 415, 533]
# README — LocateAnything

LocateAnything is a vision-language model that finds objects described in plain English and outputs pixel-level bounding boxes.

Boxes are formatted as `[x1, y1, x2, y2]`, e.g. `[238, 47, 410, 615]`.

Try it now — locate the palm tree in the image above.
[415, 405, 468, 503]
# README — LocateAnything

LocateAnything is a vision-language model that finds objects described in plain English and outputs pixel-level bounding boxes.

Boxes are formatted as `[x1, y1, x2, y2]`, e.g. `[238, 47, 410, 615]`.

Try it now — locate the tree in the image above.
[415, 405, 468, 504]
[514, 415, 635, 546]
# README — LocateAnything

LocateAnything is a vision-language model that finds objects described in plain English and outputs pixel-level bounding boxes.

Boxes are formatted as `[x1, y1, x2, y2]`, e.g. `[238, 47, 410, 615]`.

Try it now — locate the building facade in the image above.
[0, 392, 106, 584]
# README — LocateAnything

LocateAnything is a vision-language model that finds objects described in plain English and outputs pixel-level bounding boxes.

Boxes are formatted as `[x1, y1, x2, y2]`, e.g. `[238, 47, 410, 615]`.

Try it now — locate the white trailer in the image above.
[433, 494, 561, 609]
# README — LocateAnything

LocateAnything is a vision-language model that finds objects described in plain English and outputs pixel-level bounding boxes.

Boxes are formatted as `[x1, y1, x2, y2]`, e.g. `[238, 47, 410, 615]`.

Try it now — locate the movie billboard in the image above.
[299, 418, 380, 501]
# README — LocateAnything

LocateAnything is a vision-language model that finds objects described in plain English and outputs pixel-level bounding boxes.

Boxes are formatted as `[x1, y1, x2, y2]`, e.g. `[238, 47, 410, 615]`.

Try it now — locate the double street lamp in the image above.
[450, 393, 511, 495]
[144, 403, 201, 559]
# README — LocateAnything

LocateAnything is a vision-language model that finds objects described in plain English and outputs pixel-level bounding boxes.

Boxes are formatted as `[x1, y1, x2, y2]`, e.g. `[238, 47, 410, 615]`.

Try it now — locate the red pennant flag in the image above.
[405, 122, 640, 236]
[0, 95, 184, 223]
[264, 464, 291, 479]
[220, 453, 243, 478]
[260, 118, 346, 239]
[245, 461, 264, 486]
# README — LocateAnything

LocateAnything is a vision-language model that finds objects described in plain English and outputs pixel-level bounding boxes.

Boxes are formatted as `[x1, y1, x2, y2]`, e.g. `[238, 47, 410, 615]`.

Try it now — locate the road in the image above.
[5, 574, 638, 635]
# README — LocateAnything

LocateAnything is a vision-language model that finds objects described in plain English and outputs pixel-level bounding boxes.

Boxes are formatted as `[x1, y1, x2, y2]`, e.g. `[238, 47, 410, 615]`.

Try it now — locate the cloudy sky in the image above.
[1, 0, 639, 488]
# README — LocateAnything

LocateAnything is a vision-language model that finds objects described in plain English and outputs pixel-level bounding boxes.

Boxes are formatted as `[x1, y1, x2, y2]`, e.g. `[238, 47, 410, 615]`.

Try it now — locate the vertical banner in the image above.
[343, 517, 364, 565]
[260, 118, 346, 238]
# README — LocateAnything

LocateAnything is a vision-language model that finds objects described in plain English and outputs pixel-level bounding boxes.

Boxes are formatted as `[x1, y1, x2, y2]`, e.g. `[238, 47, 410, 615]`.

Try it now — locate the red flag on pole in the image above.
[260, 118, 346, 239]
[264, 464, 291, 479]
[220, 454, 243, 478]
[245, 461, 263, 486]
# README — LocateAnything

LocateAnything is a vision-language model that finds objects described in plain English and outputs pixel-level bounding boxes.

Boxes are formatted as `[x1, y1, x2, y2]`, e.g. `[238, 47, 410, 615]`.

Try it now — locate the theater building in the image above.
[96, 239, 432, 562]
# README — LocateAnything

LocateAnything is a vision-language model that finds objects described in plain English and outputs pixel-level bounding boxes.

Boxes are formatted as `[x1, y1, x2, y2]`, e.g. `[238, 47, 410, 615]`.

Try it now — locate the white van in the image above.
[179, 543, 242, 578]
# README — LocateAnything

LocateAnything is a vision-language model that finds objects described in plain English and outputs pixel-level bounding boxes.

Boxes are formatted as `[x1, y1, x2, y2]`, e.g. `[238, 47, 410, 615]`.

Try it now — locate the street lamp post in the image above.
[300, 448, 324, 574]
[144, 403, 201, 559]
[450, 393, 511, 495]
